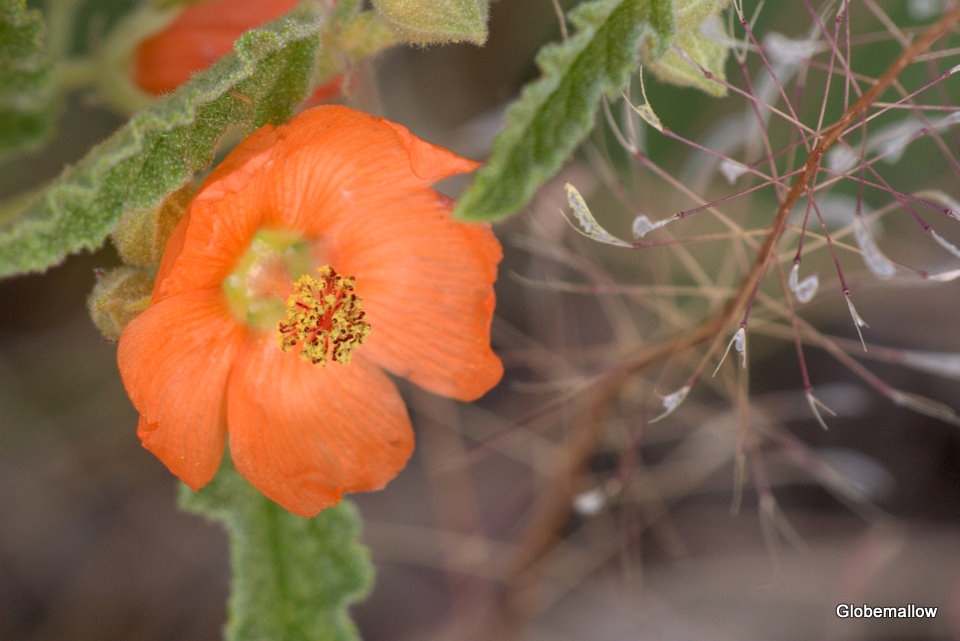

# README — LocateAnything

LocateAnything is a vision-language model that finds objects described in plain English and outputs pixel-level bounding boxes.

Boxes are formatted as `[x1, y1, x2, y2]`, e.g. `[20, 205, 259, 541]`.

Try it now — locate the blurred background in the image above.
[4, 0, 960, 640]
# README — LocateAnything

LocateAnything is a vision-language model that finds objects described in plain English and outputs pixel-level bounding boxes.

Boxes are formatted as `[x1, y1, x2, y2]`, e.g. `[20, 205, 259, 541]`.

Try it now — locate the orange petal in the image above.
[151, 208, 190, 300]
[154, 106, 481, 290]
[255, 106, 481, 236]
[132, 0, 300, 95]
[330, 190, 503, 401]
[227, 334, 414, 517]
[152, 126, 279, 299]
[117, 290, 245, 489]
[380, 118, 482, 182]
[195, 121, 279, 199]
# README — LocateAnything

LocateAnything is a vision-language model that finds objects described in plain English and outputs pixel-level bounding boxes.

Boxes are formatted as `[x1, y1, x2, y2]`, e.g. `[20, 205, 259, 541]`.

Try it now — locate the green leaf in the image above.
[642, 0, 730, 96]
[0, 5, 327, 278]
[180, 461, 373, 641]
[453, 0, 676, 222]
[0, 0, 55, 155]
[372, 0, 489, 45]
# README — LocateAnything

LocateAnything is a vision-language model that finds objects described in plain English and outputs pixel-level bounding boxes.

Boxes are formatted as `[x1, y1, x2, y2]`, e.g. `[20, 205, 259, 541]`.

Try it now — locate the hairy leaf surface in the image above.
[0, 6, 326, 277]
[453, 0, 675, 222]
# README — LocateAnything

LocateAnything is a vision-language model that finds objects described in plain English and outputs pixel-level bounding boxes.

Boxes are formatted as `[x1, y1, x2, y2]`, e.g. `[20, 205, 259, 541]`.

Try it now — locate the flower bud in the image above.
[335, 10, 399, 60]
[111, 181, 194, 268]
[372, 0, 489, 45]
[88, 267, 155, 340]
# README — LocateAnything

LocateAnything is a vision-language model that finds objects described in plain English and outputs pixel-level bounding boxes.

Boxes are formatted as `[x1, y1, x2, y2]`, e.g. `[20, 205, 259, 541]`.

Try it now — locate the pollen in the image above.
[277, 265, 371, 366]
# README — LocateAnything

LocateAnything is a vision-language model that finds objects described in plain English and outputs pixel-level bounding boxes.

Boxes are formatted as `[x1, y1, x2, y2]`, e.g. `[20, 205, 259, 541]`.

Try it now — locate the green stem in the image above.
[53, 57, 98, 91]
[43, 0, 81, 60]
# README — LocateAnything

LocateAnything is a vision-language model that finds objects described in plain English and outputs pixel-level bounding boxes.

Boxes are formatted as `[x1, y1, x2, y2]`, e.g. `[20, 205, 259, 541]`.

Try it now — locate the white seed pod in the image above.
[854, 217, 896, 279]
[562, 183, 632, 247]
[789, 262, 819, 303]
[632, 213, 675, 238]
[652, 385, 691, 422]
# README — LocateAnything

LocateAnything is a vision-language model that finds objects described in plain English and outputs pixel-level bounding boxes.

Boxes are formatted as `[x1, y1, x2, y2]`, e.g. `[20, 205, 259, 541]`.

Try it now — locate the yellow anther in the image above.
[277, 265, 371, 366]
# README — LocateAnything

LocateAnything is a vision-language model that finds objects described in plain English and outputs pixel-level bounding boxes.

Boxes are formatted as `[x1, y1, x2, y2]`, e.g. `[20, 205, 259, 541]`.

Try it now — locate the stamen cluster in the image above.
[277, 265, 371, 366]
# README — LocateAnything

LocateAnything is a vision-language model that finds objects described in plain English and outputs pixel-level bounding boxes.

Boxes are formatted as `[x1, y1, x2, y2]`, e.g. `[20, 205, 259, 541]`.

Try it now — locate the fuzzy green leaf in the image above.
[0, 5, 326, 278]
[642, 0, 730, 96]
[0, 0, 55, 155]
[453, 0, 675, 222]
[180, 462, 373, 641]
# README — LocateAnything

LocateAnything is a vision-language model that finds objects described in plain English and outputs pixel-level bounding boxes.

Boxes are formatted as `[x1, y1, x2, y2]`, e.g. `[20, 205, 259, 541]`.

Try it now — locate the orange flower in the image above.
[132, 0, 344, 99]
[117, 105, 502, 517]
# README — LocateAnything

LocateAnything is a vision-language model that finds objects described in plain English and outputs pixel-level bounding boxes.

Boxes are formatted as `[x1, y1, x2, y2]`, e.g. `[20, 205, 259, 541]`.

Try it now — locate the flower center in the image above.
[277, 265, 371, 366]
[224, 230, 370, 366]
[225, 230, 312, 329]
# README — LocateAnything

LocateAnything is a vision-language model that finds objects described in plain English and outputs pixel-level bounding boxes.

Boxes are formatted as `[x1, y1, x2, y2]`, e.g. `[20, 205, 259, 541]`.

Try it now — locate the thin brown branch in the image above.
[489, 7, 960, 637]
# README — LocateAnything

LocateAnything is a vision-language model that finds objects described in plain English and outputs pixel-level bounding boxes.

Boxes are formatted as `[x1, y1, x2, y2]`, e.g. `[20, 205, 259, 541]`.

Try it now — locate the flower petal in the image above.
[155, 106, 483, 299]
[227, 335, 414, 517]
[153, 125, 279, 300]
[380, 118, 482, 182]
[117, 290, 245, 489]
[330, 190, 503, 401]
[256, 106, 481, 236]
